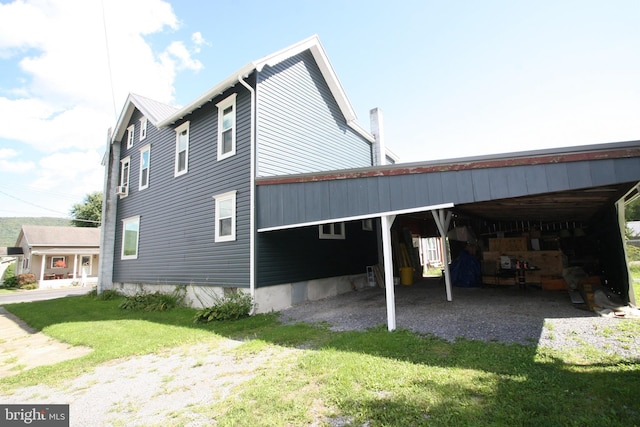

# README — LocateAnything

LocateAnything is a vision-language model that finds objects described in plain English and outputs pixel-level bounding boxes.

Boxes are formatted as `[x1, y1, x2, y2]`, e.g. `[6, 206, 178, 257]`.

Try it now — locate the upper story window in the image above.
[319, 222, 345, 240]
[119, 156, 131, 197]
[174, 121, 189, 177]
[139, 117, 147, 141]
[126, 125, 135, 149]
[139, 144, 150, 190]
[214, 191, 237, 242]
[216, 94, 237, 160]
[121, 216, 140, 260]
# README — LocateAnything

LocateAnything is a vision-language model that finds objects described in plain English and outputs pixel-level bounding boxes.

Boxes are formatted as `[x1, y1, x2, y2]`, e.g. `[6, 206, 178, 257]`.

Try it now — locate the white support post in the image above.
[39, 255, 46, 285]
[381, 214, 397, 331]
[73, 254, 78, 280]
[432, 209, 453, 301]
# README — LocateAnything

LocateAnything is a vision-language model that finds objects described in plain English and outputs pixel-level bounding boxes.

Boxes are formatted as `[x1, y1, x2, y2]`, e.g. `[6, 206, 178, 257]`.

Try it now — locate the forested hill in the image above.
[0, 217, 71, 247]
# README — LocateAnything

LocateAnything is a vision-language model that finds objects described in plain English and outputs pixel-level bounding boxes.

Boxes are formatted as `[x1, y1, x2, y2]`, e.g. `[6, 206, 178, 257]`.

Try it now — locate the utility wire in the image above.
[101, 0, 118, 121]
[0, 190, 101, 225]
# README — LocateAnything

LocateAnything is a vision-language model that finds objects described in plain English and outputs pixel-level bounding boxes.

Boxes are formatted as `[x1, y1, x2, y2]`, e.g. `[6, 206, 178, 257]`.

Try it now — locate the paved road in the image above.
[0, 286, 94, 305]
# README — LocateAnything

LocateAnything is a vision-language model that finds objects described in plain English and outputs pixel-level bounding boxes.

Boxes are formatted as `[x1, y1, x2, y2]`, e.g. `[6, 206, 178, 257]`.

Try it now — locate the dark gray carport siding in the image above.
[255, 144, 640, 231]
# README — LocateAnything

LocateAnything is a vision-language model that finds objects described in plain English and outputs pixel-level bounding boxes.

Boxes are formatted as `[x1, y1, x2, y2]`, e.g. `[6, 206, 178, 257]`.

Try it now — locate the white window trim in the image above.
[126, 124, 135, 149]
[139, 117, 147, 141]
[319, 222, 346, 240]
[214, 190, 237, 242]
[119, 156, 131, 198]
[362, 219, 373, 231]
[121, 216, 141, 260]
[139, 144, 150, 191]
[174, 121, 189, 177]
[216, 94, 237, 161]
[51, 256, 66, 269]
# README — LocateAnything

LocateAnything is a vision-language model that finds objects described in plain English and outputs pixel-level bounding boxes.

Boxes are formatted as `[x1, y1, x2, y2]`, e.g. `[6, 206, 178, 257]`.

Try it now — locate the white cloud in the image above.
[32, 150, 104, 195]
[0, 0, 203, 214]
[0, 147, 35, 173]
[161, 41, 204, 72]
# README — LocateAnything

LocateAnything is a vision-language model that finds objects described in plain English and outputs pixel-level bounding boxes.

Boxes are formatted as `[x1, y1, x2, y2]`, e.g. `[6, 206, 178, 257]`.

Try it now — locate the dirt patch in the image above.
[0, 307, 92, 378]
[1, 338, 299, 426]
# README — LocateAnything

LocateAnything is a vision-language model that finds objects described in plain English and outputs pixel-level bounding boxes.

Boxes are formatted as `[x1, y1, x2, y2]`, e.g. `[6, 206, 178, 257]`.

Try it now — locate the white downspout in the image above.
[238, 74, 256, 312]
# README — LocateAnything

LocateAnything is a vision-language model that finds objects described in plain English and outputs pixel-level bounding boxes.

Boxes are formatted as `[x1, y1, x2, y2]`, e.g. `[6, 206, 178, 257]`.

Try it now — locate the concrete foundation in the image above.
[113, 273, 371, 313]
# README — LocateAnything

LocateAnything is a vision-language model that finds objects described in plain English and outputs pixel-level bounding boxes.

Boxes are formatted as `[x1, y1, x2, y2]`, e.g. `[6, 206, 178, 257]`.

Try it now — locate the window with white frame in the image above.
[121, 216, 140, 259]
[319, 222, 345, 240]
[174, 121, 189, 176]
[139, 117, 147, 141]
[139, 144, 150, 190]
[127, 124, 135, 149]
[214, 191, 236, 242]
[51, 256, 66, 268]
[362, 219, 373, 231]
[216, 94, 236, 160]
[119, 156, 130, 197]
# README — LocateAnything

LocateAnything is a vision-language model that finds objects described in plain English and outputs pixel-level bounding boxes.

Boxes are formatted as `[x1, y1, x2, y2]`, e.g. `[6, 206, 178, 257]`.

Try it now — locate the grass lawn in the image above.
[2, 293, 639, 426]
[0, 288, 17, 295]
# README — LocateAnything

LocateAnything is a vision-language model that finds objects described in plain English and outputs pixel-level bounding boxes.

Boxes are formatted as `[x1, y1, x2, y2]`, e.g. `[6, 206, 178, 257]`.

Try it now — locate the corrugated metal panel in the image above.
[113, 89, 252, 287]
[255, 220, 378, 287]
[256, 50, 371, 176]
[256, 158, 640, 230]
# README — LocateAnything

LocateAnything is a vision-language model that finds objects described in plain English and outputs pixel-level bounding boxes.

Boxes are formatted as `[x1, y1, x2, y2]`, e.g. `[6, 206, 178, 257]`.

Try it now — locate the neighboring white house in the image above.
[14, 225, 100, 289]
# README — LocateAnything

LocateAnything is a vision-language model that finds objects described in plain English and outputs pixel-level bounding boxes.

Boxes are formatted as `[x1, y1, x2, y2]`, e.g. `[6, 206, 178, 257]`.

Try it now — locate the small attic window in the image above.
[127, 124, 135, 149]
[140, 117, 147, 141]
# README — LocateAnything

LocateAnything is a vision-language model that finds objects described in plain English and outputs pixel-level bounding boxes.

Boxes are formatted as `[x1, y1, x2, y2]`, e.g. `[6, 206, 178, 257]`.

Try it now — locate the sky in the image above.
[0, 0, 639, 219]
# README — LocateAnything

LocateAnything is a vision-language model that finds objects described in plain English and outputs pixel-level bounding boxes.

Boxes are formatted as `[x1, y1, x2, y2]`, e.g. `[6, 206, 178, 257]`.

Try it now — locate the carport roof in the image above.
[256, 140, 640, 231]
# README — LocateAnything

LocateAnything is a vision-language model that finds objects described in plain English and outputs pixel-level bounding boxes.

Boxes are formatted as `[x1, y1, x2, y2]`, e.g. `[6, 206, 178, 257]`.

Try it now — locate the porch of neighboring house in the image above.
[34, 251, 99, 289]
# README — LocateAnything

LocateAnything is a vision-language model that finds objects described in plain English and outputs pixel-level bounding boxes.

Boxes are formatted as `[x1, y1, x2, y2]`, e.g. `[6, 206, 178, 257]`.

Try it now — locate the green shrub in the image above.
[95, 289, 121, 300]
[2, 263, 15, 281]
[2, 275, 18, 288]
[626, 243, 640, 262]
[119, 289, 185, 312]
[193, 291, 254, 323]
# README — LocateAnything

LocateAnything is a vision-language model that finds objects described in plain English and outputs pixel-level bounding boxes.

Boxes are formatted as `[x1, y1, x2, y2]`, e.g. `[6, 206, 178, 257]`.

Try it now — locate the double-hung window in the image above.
[119, 156, 130, 197]
[216, 94, 236, 160]
[214, 191, 236, 242]
[121, 216, 140, 259]
[139, 144, 150, 190]
[319, 222, 346, 240]
[126, 125, 135, 149]
[174, 121, 189, 176]
[139, 117, 147, 141]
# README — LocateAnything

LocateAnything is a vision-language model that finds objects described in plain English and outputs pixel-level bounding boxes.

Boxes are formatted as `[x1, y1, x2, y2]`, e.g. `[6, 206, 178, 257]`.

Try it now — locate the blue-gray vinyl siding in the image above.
[256, 156, 640, 230]
[256, 50, 372, 176]
[113, 87, 252, 287]
[256, 220, 378, 288]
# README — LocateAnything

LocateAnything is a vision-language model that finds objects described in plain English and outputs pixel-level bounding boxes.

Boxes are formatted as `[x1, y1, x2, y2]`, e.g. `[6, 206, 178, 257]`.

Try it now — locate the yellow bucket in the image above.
[400, 267, 414, 286]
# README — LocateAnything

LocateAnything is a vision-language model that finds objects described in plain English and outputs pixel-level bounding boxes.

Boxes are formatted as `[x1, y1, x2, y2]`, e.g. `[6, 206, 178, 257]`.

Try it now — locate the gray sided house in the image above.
[101, 35, 640, 329]
[100, 36, 394, 311]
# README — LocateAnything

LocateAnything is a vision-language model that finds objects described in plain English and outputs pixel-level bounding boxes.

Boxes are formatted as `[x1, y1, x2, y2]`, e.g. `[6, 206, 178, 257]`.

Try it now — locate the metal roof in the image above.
[256, 140, 640, 231]
[155, 35, 374, 142]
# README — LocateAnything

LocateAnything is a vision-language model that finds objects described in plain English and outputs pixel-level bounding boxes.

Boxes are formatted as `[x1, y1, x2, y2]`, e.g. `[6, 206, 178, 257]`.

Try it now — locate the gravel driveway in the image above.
[280, 279, 640, 358]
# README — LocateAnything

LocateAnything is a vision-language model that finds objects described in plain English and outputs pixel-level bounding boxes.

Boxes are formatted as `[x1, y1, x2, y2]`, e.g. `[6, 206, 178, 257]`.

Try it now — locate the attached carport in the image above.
[256, 140, 640, 330]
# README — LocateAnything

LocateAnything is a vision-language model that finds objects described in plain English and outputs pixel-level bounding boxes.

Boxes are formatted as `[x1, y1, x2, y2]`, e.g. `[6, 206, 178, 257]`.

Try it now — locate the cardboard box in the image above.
[541, 276, 569, 291]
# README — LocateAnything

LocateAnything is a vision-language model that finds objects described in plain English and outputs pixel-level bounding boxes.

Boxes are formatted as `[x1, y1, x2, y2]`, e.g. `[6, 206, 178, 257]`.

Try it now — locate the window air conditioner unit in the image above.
[115, 186, 128, 196]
